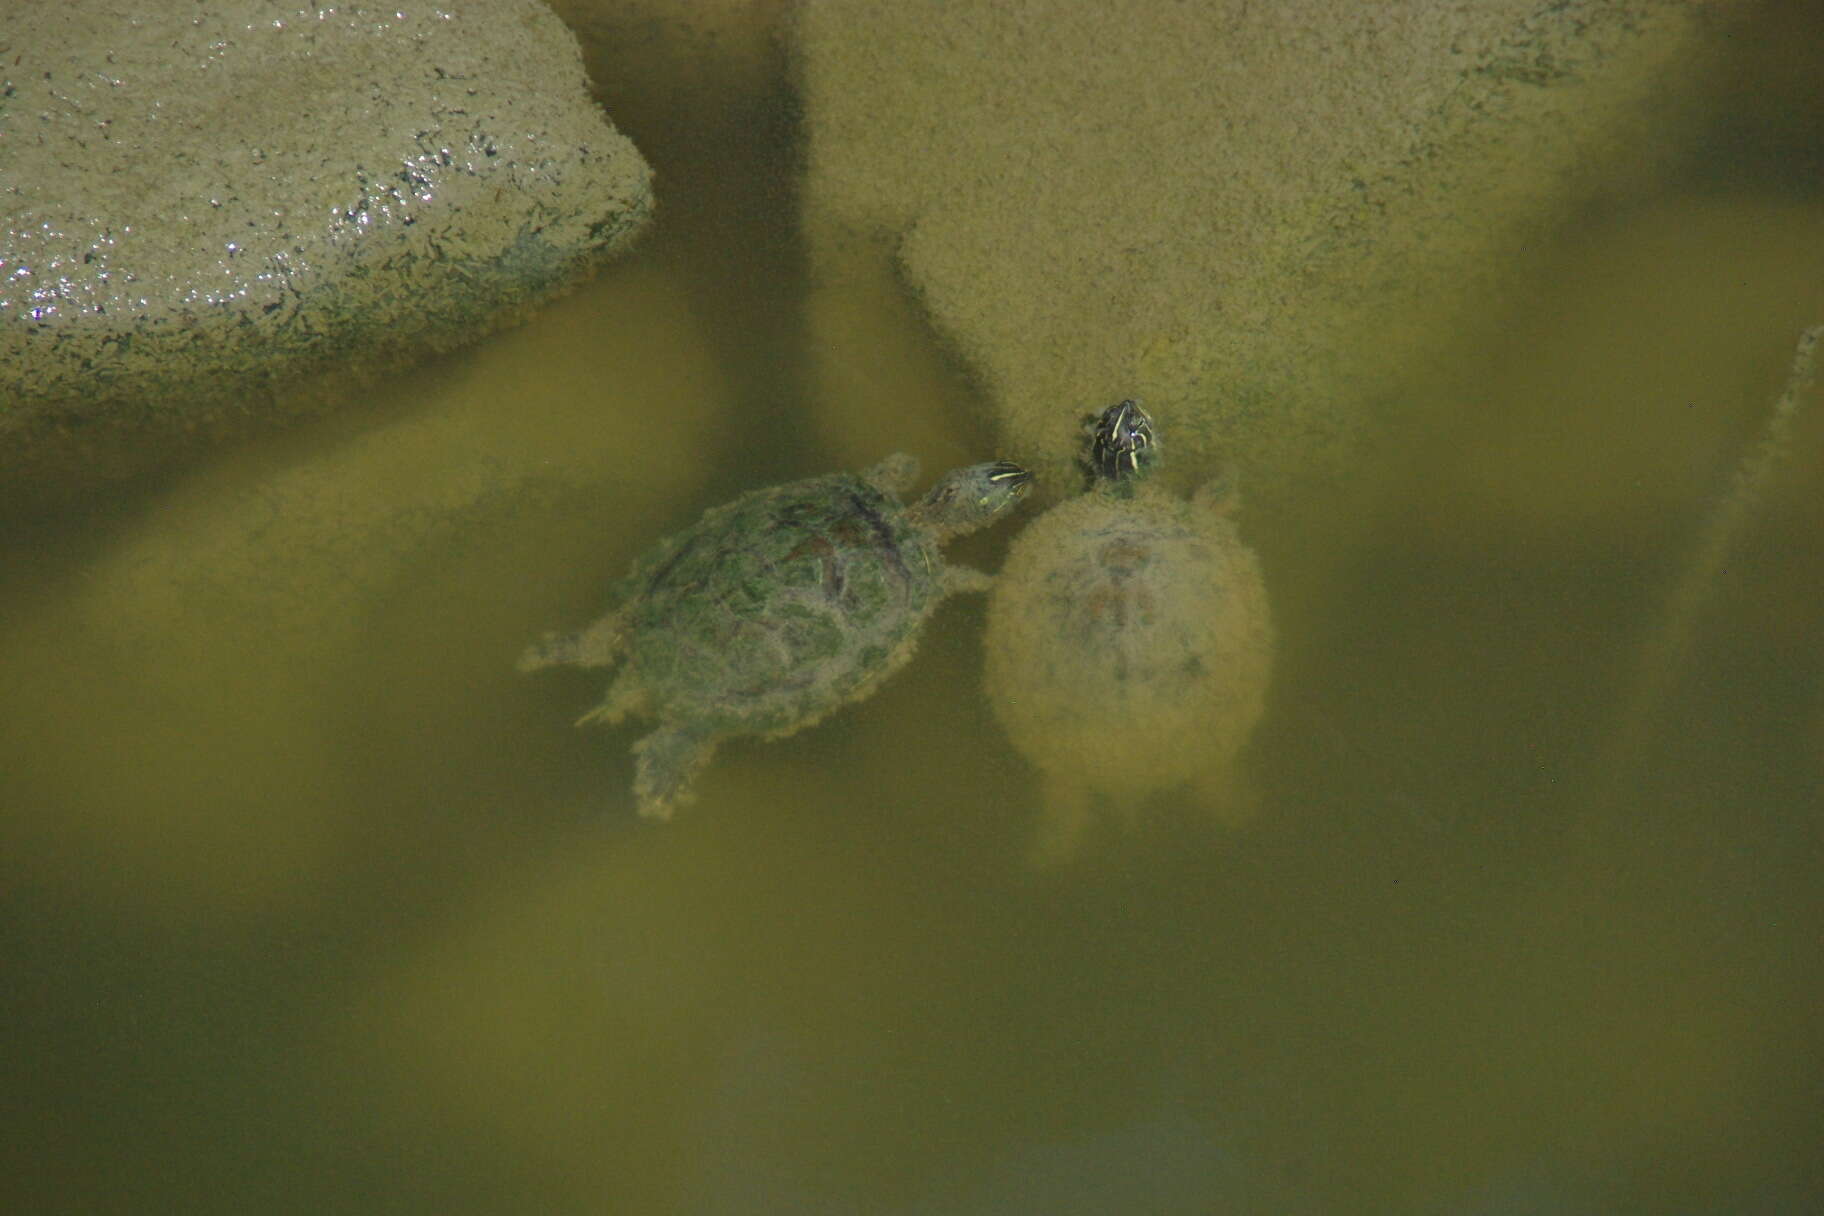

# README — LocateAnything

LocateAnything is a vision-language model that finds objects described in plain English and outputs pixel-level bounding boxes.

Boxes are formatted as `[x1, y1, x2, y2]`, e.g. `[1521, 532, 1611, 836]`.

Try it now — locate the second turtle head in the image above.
[914, 460, 1034, 540]
[1085, 398, 1159, 486]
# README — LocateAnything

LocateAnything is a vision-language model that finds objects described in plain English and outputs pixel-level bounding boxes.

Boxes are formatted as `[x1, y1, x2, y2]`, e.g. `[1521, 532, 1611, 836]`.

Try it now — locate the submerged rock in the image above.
[27, 263, 728, 918]
[795, 1, 1732, 505]
[64, 256, 732, 712]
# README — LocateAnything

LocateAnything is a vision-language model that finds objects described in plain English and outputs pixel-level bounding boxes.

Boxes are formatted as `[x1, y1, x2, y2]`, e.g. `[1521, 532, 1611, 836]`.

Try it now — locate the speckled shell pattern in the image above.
[984, 490, 1274, 797]
[616, 473, 942, 736]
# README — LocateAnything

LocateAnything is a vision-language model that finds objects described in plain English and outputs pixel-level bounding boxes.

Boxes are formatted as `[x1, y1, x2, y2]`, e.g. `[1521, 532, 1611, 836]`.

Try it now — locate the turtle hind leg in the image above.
[1027, 777, 1095, 868]
[516, 611, 628, 673]
[630, 721, 723, 820]
[1193, 761, 1261, 832]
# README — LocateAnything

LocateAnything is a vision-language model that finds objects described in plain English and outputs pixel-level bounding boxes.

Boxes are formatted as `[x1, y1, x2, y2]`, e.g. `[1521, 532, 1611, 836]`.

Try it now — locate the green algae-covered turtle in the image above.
[984, 400, 1274, 864]
[519, 452, 1032, 819]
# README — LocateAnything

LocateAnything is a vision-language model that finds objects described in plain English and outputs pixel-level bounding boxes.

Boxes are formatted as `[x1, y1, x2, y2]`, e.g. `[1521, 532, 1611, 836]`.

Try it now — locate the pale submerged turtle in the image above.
[984, 400, 1274, 864]
[519, 452, 1033, 819]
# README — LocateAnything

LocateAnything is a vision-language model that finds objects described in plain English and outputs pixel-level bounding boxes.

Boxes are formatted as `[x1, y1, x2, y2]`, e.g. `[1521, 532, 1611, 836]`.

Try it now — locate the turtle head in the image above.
[1084, 398, 1159, 487]
[912, 460, 1033, 540]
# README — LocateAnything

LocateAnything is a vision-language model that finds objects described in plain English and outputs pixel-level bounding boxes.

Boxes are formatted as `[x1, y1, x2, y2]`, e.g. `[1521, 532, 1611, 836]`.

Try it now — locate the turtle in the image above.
[518, 452, 1033, 819]
[983, 399, 1274, 864]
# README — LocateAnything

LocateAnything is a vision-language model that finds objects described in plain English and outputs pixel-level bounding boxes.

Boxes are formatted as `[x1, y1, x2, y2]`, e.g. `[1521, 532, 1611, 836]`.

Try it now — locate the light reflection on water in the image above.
[3, 11, 1823, 1216]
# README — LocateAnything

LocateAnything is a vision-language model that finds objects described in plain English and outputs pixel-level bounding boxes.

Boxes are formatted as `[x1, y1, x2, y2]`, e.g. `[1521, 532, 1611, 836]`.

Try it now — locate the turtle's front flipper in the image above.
[630, 722, 722, 820]
[515, 611, 628, 672]
[1191, 467, 1243, 517]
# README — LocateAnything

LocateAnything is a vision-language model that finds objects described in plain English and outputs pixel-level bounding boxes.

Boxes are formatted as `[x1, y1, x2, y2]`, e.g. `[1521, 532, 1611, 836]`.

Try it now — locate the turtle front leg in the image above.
[516, 610, 628, 672]
[630, 721, 722, 820]
[941, 565, 993, 595]
[1191, 466, 1243, 517]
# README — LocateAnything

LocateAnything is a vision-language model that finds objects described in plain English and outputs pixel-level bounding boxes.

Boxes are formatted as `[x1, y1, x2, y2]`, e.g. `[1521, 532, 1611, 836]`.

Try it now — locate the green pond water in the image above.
[4, 8, 1823, 1214]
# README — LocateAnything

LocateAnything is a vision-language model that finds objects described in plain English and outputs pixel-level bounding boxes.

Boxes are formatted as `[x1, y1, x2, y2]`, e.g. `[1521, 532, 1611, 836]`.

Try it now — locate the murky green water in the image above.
[5, 8, 1823, 1214]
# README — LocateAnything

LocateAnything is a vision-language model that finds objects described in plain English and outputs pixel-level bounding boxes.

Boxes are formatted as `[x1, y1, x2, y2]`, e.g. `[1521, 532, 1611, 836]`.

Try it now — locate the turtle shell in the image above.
[984, 488, 1274, 795]
[617, 471, 941, 735]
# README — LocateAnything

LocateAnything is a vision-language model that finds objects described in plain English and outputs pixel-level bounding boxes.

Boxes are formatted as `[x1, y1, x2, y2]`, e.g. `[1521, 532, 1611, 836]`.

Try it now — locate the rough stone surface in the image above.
[71, 259, 727, 698]
[794, 1, 1731, 505]
[0, 0, 652, 488]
